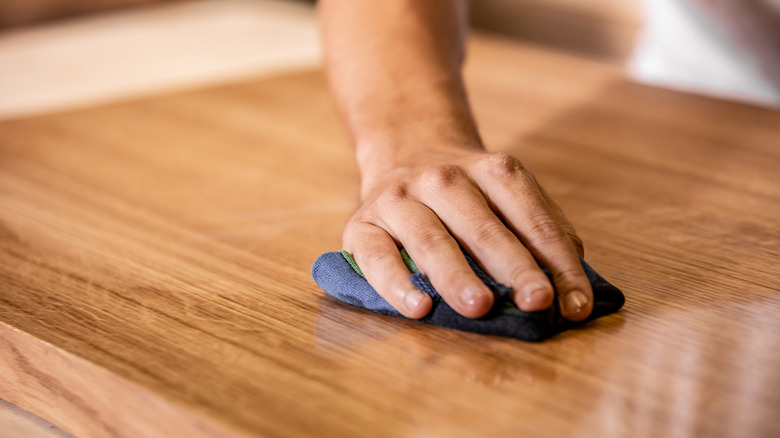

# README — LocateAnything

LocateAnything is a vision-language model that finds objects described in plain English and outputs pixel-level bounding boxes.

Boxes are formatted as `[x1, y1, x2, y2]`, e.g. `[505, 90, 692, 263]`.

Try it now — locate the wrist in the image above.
[353, 108, 485, 182]
[348, 74, 483, 167]
[355, 121, 483, 171]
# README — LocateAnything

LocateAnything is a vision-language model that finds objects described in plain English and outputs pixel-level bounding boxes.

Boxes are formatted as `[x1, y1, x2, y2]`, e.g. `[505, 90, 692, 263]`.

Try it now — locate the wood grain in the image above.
[0, 398, 74, 438]
[1, 34, 779, 438]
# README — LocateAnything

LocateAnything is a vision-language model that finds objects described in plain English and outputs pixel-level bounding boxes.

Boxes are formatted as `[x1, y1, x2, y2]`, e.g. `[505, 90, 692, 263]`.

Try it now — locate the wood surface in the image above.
[1, 34, 779, 438]
[0, 398, 74, 438]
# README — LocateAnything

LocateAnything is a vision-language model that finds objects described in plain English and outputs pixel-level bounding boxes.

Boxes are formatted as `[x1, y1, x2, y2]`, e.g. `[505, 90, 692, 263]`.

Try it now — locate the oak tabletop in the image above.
[1, 35, 779, 438]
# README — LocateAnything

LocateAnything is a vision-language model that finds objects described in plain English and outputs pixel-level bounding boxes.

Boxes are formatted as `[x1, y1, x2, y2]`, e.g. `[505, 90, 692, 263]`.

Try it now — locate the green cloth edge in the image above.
[338, 249, 418, 278]
[339, 250, 365, 277]
[400, 248, 418, 273]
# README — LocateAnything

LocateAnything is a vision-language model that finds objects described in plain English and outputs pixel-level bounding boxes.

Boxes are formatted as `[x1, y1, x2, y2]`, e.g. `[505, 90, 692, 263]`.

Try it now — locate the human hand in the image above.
[343, 144, 594, 321]
[322, 0, 593, 322]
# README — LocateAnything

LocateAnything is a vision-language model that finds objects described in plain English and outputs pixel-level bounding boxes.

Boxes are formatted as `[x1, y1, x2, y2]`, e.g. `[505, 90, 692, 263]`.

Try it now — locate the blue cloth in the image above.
[311, 249, 625, 342]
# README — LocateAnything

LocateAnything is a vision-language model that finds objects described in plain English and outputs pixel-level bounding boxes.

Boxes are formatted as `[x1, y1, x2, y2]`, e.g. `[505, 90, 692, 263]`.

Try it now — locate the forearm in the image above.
[319, 0, 483, 179]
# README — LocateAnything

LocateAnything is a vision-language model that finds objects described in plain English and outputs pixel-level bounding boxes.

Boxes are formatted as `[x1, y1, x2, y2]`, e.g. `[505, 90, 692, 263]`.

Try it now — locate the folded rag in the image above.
[311, 249, 624, 342]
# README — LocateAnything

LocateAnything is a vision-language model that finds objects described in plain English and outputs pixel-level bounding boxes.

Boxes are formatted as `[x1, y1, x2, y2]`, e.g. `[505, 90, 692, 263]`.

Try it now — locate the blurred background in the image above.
[1, 0, 778, 121]
[0, 0, 322, 120]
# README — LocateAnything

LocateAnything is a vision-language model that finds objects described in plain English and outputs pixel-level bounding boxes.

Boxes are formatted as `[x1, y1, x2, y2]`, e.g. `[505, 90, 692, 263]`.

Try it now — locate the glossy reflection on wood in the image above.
[1, 35, 779, 438]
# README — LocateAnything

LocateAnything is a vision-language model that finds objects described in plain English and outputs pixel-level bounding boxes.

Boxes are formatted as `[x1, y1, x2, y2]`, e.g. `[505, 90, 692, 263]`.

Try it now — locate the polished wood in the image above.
[1, 34, 779, 438]
[0, 398, 74, 438]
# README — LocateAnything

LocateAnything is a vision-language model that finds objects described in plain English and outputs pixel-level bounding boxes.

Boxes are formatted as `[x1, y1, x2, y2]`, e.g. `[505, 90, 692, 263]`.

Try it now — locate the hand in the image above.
[343, 144, 594, 321]
[321, 0, 594, 321]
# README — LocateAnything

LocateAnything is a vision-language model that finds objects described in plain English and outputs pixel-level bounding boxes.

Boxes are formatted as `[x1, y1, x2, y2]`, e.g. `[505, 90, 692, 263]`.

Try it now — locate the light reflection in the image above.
[313, 293, 779, 437]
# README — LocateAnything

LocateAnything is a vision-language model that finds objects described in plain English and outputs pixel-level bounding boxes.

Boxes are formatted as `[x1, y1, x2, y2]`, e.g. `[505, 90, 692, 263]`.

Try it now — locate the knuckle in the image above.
[342, 220, 360, 240]
[360, 248, 394, 268]
[342, 224, 371, 251]
[560, 222, 585, 256]
[344, 213, 375, 233]
[526, 217, 566, 245]
[419, 165, 466, 191]
[342, 216, 367, 239]
[481, 153, 526, 179]
[342, 216, 387, 246]
[414, 229, 453, 255]
[568, 232, 585, 256]
[473, 221, 513, 248]
[379, 182, 410, 204]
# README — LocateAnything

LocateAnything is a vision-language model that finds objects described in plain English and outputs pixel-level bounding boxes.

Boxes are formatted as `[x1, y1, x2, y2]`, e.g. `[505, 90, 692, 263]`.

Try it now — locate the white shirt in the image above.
[629, 0, 780, 107]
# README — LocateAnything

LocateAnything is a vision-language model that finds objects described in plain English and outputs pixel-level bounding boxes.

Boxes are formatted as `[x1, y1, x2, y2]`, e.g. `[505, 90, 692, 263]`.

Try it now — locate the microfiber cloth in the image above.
[311, 249, 625, 342]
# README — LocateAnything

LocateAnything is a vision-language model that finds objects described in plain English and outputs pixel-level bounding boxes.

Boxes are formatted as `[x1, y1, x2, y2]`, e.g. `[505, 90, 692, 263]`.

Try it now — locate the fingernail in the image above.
[405, 290, 425, 311]
[460, 285, 486, 308]
[522, 283, 552, 305]
[563, 290, 589, 315]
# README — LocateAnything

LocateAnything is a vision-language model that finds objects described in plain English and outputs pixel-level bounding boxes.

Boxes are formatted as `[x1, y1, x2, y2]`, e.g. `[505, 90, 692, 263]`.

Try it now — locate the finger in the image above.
[415, 165, 555, 311]
[375, 188, 494, 318]
[474, 154, 593, 321]
[538, 184, 585, 257]
[344, 222, 432, 319]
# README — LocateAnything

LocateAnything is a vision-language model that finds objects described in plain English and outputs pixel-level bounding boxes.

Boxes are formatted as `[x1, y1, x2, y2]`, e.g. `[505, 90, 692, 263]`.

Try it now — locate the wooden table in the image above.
[2, 35, 779, 438]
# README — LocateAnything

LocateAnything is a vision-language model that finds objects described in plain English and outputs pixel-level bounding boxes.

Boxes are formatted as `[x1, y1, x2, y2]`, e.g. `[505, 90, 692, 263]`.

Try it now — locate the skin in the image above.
[319, 0, 594, 321]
